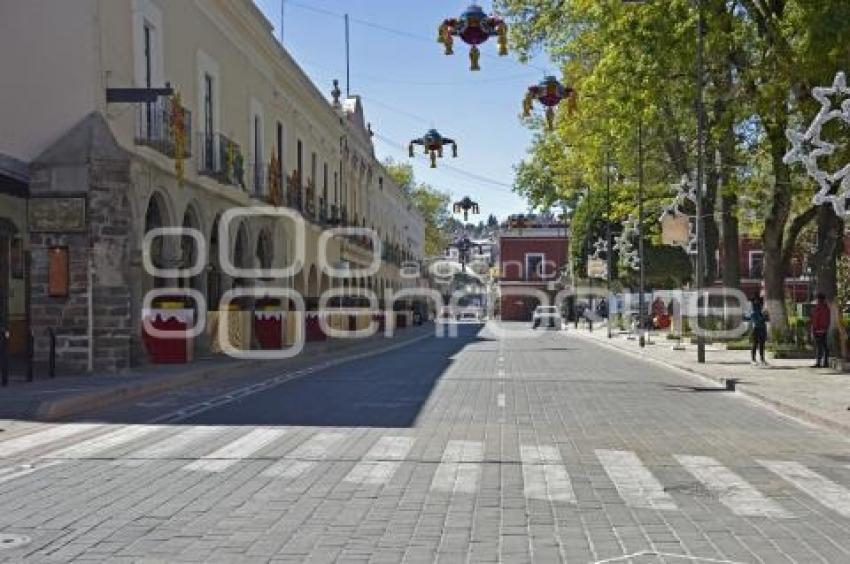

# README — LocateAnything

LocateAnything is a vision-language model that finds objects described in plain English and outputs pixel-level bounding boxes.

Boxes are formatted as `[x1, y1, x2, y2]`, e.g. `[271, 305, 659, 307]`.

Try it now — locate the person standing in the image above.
[749, 295, 768, 366]
[811, 293, 831, 368]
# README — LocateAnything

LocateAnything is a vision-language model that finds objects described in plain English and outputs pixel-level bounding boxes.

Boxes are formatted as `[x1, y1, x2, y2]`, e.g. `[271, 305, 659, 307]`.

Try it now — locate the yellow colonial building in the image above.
[0, 0, 425, 372]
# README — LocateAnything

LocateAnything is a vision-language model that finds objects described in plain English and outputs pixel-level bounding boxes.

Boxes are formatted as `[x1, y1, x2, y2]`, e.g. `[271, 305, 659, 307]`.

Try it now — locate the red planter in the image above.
[305, 314, 327, 341]
[142, 311, 192, 364]
[254, 312, 284, 349]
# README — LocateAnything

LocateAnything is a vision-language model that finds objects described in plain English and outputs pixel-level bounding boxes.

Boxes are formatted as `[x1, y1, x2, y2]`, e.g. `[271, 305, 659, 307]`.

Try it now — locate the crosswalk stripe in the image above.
[42, 426, 160, 459]
[0, 424, 101, 458]
[676, 455, 791, 518]
[760, 459, 850, 518]
[521, 444, 576, 503]
[119, 426, 225, 466]
[595, 449, 677, 510]
[344, 435, 415, 486]
[262, 431, 347, 478]
[431, 440, 484, 494]
[182, 428, 287, 473]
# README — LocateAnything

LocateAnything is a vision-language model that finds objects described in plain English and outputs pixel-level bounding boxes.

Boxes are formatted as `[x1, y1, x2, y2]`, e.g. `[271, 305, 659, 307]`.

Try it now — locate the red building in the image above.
[498, 216, 568, 321]
[724, 236, 810, 303]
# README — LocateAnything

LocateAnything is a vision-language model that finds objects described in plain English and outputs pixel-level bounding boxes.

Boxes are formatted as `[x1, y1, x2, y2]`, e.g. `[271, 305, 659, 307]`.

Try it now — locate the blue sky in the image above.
[252, 0, 553, 220]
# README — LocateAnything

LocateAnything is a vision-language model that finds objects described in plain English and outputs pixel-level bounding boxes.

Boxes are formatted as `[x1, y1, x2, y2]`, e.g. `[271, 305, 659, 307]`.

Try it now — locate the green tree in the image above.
[384, 159, 452, 256]
[496, 0, 850, 334]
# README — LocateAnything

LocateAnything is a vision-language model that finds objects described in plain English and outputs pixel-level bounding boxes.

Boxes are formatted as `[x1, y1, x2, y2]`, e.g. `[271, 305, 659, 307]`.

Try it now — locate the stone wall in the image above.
[28, 113, 133, 374]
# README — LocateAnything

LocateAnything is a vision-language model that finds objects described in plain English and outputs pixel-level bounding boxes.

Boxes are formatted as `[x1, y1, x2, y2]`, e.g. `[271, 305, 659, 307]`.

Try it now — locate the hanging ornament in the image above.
[268, 148, 282, 206]
[783, 71, 850, 216]
[614, 214, 641, 271]
[170, 90, 186, 186]
[453, 196, 480, 222]
[522, 75, 577, 130]
[591, 237, 608, 260]
[660, 174, 698, 220]
[438, 4, 508, 71]
[409, 129, 458, 168]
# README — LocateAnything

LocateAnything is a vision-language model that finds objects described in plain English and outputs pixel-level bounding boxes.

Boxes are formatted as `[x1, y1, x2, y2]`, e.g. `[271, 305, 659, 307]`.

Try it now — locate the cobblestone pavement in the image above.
[1, 322, 849, 563]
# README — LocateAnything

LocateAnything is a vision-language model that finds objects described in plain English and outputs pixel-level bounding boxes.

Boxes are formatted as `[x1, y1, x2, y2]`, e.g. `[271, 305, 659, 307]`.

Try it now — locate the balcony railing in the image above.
[247, 160, 267, 200]
[134, 98, 193, 158]
[197, 133, 244, 187]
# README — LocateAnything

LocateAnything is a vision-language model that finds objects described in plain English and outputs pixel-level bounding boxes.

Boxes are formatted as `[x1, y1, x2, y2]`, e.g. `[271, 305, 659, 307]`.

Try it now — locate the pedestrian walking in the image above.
[749, 295, 768, 366]
[811, 293, 831, 368]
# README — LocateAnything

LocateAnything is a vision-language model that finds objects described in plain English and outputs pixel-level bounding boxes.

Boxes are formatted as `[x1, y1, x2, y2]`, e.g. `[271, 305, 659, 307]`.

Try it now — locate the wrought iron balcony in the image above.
[134, 98, 192, 158]
[197, 133, 244, 187]
[247, 160, 267, 200]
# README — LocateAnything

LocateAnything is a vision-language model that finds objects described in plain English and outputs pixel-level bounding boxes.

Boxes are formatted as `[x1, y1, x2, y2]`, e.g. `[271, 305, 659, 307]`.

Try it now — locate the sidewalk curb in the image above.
[569, 329, 850, 437]
[34, 326, 434, 422]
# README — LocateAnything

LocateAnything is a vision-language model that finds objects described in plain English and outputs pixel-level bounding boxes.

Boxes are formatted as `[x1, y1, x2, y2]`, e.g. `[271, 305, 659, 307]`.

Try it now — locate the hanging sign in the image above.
[661, 214, 690, 247]
[587, 257, 607, 279]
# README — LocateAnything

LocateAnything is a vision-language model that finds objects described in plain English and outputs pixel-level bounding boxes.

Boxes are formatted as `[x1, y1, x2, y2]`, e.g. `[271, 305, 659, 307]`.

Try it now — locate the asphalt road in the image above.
[1, 322, 849, 563]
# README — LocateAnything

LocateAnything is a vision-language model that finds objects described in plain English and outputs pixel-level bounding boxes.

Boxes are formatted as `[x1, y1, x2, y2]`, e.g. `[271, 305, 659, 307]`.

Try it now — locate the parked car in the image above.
[532, 306, 562, 329]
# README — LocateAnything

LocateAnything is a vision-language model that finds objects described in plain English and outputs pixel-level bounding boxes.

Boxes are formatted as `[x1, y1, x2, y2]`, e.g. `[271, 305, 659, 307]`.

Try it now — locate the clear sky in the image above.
[252, 0, 553, 220]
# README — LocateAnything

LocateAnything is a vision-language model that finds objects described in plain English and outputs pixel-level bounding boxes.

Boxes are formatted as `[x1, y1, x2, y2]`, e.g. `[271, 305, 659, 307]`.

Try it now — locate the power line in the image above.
[373, 132, 517, 192]
[284, 0, 549, 73]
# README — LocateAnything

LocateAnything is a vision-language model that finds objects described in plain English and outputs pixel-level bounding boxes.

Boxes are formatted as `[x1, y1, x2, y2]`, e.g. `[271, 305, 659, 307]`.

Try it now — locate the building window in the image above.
[749, 251, 764, 279]
[525, 253, 545, 281]
[203, 74, 214, 170]
[253, 115, 262, 194]
[297, 140, 303, 189]
[276, 122, 283, 174]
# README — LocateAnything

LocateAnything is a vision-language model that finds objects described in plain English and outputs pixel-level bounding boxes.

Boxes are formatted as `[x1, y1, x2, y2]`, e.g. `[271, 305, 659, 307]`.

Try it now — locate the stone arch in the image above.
[181, 202, 204, 292]
[144, 191, 170, 289]
[207, 212, 225, 310]
[231, 221, 251, 288]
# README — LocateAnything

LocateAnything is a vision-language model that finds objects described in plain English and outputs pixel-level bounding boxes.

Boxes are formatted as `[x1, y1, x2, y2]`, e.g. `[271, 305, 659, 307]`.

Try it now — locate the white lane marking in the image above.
[182, 428, 287, 473]
[521, 444, 576, 503]
[676, 455, 791, 518]
[262, 431, 347, 478]
[0, 424, 101, 458]
[595, 449, 677, 510]
[119, 426, 225, 466]
[431, 440, 484, 494]
[0, 461, 64, 485]
[343, 435, 415, 486]
[497, 393, 506, 408]
[760, 459, 850, 518]
[42, 426, 160, 459]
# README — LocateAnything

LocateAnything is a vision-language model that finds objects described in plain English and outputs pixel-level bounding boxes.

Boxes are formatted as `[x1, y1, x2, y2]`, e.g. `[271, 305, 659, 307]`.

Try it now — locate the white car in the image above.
[532, 306, 562, 329]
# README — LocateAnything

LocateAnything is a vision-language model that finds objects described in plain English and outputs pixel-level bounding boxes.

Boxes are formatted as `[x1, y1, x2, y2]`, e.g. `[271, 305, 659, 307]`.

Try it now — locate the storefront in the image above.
[0, 156, 29, 362]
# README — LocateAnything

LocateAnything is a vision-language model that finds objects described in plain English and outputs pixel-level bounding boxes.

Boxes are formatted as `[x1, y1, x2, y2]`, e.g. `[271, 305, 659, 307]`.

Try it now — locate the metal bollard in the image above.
[26, 331, 34, 382]
[1, 328, 8, 387]
[725, 378, 737, 392]
[48, 328, 56, 379]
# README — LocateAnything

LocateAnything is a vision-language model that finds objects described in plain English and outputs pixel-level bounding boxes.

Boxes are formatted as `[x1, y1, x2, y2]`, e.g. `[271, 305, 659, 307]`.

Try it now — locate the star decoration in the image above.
[785, 71, 850, 216]
[660, 174, 698, 221]
[613, 214, 641, 271]
[591, 237, 608, 260]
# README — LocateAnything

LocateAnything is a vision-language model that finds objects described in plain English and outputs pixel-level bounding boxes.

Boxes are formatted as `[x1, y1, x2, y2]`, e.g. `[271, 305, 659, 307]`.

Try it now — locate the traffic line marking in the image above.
[431, 440, 484, 494]
[0, 424, 101, 458]
[676, 455, 791, 518]
[760, 459, 850, 518]
[521, 444, 576, 503]
[343, 435, 415, 486]
[42, 425, 160, 460]
[119, 426, 225, 466]
[595, 449, 677, 510]
[262, 431, 348, 478]
[497, 393, 506, 408]
[182, 428, 287, 473]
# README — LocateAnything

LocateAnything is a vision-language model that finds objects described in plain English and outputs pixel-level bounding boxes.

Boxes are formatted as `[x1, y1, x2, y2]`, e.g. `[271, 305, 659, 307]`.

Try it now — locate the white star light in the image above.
[614, 214, 640, 271]
[591, 237, 608, 259]
[660, 174, 698, 221]
[784, 71, 850, 217]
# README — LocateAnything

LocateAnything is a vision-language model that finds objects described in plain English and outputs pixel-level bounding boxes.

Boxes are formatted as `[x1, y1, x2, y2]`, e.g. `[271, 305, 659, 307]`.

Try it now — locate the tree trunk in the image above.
[762, 121, 793, 337]
[815, 203, 843, 300]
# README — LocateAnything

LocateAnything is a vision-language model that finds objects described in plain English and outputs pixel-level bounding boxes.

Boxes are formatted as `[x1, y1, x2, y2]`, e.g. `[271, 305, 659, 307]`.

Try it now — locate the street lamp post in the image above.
[606, 150, 613, 339]
[638, 116, 646, 346]
[623, 0, 705, 361]
[694, 0, 706, 363]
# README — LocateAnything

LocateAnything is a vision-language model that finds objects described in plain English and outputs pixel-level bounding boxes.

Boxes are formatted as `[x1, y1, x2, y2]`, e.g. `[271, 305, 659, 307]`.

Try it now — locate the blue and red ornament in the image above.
[438, 4, 508, 71]
[522, 75, 577, 130]
[409, 129, 458, 169]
